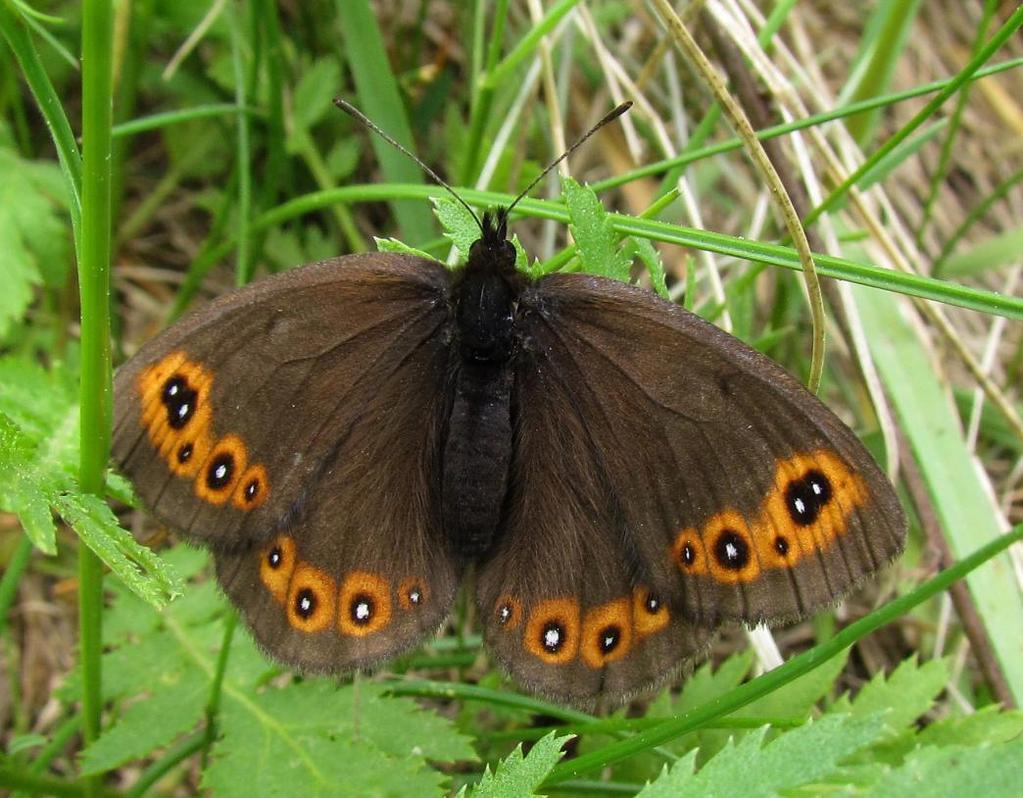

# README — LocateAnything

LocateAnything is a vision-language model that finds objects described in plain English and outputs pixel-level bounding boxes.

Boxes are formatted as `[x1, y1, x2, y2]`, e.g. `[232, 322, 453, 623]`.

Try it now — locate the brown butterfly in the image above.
[112, 112, 905, 707]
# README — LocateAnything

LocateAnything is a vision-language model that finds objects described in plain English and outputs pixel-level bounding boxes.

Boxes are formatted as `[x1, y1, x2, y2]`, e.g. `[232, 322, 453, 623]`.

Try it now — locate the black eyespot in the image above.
[541, 621, 565, 653]
[598, 625, 621, 654]
[295, 588, 316, 619]
[267, 546, 282, 569]
[714, 529, 750, 570]
[498, 604, 512, 624]
[774, 536, 790, 556]
[177, 443, 193, 463]
[680, 543, 696, 567]
[243, 479, 260, 502]
[785, 469, 833, 526]
[161, 376, 198, 430]
[350, 593, 374, 626]
[645, 594, 662, 614]
[206, 453, 234, 490]
[408, 588, 422, 605]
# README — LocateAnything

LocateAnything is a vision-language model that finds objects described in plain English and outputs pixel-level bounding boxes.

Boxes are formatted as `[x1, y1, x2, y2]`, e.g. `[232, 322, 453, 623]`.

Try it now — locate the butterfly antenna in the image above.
[334, 98, 485, 236]
[504, 101, 633, 220]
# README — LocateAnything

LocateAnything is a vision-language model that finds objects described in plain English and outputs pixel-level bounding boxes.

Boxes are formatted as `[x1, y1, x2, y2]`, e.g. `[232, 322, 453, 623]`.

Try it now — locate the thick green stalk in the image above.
[78, 1, 115, 793]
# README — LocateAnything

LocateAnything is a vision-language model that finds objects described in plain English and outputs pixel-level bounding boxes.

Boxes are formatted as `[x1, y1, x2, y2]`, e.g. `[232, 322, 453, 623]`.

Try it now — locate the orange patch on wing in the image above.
[494, 595, 523, 631]
[397, 577, 429, 611]
[703, 511, 761, 584]
[259, 536, 297, 604]
[232, 464, 269, 510]
[286, 563, 337, 633]
[580, 598, 633, 669]
[137, 352, 215, 471]
[671, 528, 708, 575]
[194, 435, 248, 505]
[523, 598, 580, 665]
[338, 571, 393, 637]
[758, 450, 868, 568]
[632, 587, 670, 638]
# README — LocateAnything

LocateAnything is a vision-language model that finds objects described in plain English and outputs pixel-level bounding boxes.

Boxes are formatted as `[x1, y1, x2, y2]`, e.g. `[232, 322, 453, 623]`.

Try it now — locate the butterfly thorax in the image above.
[442, 212, 522, 558]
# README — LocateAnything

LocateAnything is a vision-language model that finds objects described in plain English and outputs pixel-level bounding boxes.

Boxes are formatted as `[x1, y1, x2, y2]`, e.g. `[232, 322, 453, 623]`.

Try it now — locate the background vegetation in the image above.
[1, 0, 1022, 795]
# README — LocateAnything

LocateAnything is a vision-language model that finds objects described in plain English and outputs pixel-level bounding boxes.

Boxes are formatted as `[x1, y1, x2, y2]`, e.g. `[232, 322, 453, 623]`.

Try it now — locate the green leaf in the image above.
[562, 177, 630, 282]
[627, 237, 668, 298]
[434, 197, 480, 261]
[643, 713, 886, 796]
[835, 656, 950, 732]
[461, 732, 572, 798]
[917, 705, 1023, 748]
[291, 58, 342, 137]
[0, 147, 70, 339]
[860, 735, 1023, 798]
[737, 647, 849, 721]
[375, 237, 438, 261]
[634, 751, 699, 798]
[81, 679, 208, 774]
[204, 680, 475, 798]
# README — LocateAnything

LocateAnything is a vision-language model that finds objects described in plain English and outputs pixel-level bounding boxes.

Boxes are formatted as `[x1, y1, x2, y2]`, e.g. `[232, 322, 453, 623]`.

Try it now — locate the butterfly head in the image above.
[469, 209, 517, 276]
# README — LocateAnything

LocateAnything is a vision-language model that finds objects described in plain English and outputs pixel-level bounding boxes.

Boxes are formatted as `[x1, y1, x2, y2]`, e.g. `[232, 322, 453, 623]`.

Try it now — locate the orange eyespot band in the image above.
[232, 464, 269, 510]
[580, 598, 633, 669]
[670, 450, 869, 584]
[138, 352, 215, 470]
[397, 577, 429, 611]
[523, 598, 580, 665]
[195, 435, 248, 505]
[136, 352, 269, 513]
[632, 587, 669, 638]
[259, 536, 297, 604]
[494, 595, 523, 631]
[286, 563, 337, 633]
[338, 571, 392, 637]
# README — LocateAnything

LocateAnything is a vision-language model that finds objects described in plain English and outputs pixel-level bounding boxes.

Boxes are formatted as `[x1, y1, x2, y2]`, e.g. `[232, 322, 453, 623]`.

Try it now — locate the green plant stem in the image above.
[228, 4, 253, 286]
[459, 0, 511, 185]
[125, 731, 207, 798]
[201, 609, 238, 769]
[0, 767, 116, 798]
[170, 185, 1023, 322]
[804, 5, 1023, 226]
[543, 524, 1023, 784]
[78, 2, 114, 795]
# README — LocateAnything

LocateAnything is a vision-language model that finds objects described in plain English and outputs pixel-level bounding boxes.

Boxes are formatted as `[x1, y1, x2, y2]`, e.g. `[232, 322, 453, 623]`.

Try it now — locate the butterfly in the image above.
[111, 111, 906, 707]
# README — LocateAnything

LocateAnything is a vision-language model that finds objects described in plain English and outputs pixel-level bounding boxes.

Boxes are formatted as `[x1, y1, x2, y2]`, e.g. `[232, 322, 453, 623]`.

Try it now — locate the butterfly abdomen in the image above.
[442, 244, 524, 557]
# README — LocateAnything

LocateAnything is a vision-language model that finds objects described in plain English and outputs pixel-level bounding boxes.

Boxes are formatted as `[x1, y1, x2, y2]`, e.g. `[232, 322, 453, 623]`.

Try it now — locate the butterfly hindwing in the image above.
[476, 272, 905, 704]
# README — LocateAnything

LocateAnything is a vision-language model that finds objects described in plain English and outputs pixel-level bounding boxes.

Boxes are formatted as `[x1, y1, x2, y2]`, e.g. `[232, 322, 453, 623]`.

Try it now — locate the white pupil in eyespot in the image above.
[176, 403, 189, 417]
[544, 628, 560, 648]
[214, 464, 228, 480]
[409, 589, 421, 604]
[355, 602, 370, 620]
[793, 497, 806, 514]
[299, 596, 312, 612]
[725, 542, 739, 560]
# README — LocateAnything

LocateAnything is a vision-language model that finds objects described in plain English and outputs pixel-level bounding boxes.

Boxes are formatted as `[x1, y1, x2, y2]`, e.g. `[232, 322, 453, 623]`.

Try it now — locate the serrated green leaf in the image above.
[737, 647, 849, 721]
[627, 237, 668, 298]
[0, 148, 70, 338]
[81, 679, 208, 774]
[657, 713, 886, 797]
[562, 177, 630, 282]
[0, 411, 57, 552]
[634, 751, 699, 797]
[292, 58, 342, 136]
[53, 491, 182, 607]
[917, 705, 1023, 748]
[461, 732, 572, 798]
[860, 735, 1023, 798]
[434, 197, 479, 261]
[835, 656, 949, 731]
[374, 237, 438, 261]
[205, 681, 474, 798]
